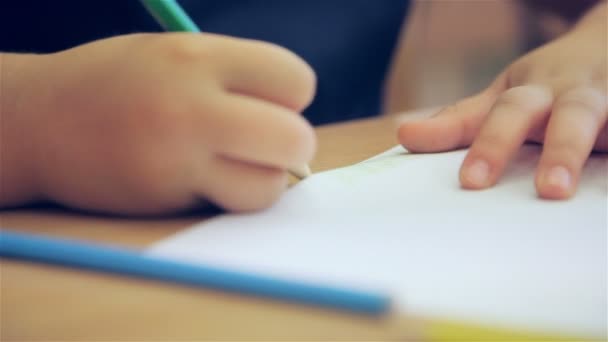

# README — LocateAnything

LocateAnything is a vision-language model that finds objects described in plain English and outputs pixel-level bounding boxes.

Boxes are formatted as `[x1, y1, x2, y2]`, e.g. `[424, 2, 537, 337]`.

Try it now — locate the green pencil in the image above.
[141, 0, 200, 32]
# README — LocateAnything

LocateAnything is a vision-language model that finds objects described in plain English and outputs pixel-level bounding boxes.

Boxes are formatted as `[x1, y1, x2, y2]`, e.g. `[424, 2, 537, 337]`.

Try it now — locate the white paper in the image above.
[148, 145, 608, 338]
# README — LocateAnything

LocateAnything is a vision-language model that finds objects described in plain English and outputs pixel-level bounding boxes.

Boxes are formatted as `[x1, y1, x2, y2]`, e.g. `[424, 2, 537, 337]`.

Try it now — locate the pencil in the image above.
[0, 229, 390, 314]
[141, 0, 312, 179]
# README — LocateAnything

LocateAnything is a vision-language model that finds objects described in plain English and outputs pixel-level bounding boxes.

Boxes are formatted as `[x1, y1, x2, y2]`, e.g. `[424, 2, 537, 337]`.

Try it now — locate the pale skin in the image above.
[399, 1, 607, 199]
[1, 33, 316, 215]
[0, 2, 606, 215]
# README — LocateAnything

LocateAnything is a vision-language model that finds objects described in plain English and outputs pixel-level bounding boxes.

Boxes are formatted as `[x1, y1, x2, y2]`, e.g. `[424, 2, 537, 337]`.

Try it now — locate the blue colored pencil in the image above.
[0, 230, 390, 314]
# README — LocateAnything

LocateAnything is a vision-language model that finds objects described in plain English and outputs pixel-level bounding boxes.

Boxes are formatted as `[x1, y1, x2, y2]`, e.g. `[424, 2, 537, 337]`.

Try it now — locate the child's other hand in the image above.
[398, 11, 606, 199]
[4, 33, 316, 214]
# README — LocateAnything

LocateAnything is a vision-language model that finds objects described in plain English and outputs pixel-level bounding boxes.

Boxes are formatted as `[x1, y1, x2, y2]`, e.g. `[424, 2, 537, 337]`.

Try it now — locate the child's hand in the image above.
[2, 33, 316, 214]
[398, 8, 606, 199]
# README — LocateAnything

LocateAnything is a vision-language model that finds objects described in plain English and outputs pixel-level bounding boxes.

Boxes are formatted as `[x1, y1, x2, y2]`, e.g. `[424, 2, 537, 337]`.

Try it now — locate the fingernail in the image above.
[464, 159, 489, 187]
[545, 166, 571, 190]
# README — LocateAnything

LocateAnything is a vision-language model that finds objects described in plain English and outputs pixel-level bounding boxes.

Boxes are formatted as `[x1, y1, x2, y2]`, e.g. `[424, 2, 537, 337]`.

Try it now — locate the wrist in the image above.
[1, 53, 46, 207]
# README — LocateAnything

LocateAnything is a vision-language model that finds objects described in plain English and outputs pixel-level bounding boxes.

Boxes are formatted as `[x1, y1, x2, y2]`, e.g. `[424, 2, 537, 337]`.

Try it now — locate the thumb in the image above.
[397, 72, 508, 152]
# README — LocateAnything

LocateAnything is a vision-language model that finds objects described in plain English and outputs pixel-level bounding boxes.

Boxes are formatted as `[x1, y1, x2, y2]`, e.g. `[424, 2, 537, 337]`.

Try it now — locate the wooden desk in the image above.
[1, 116, 423, 340]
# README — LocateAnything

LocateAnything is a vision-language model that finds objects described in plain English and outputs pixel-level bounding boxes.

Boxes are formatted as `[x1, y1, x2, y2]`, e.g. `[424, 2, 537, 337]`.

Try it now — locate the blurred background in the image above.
[384, 0, 566, 114]
[1, 0, 575, 121]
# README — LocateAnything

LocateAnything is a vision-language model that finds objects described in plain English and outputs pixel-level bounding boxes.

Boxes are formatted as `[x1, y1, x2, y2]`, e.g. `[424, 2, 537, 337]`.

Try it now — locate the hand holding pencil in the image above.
[1, 5, 316, 214]
[141, 0, 313, 179]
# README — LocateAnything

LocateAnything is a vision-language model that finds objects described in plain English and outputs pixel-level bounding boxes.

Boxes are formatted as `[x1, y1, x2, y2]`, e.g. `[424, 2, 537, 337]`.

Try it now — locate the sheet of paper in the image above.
[148, 145, 607, 338]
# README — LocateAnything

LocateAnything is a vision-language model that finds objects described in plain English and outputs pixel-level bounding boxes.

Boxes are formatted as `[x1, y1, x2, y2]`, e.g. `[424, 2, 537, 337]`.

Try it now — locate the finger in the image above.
[398, 72, 508, 152]
[198, 155, 288, 212]
[460, 85, 553, 189]
[200, 92, 316, 170]
[535, 86, 608, 199]
[209, 35, 316, 112]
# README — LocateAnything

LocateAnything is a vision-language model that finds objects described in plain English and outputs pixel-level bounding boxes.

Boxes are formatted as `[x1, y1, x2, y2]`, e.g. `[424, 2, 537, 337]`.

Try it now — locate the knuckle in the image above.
[154, 33, 211, 64]
[556, 87, 608, 115]
[494, 85, 552, 112]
